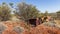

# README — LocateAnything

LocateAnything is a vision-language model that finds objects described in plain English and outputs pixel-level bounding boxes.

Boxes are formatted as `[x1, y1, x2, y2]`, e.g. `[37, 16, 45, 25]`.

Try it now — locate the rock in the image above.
[0, 23, 7, 34]
[13, 26, 24, 34]
[42, 21, 56, 27]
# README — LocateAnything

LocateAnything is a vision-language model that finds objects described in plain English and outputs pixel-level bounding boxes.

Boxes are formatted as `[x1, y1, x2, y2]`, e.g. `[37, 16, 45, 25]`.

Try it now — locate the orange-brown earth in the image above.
[0, 21, 60, 34]
[22, 24, 60, 34]
[1, 21, 30, 34]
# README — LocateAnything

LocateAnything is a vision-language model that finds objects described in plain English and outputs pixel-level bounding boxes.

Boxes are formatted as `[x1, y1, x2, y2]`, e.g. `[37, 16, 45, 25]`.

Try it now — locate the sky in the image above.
[0, 0, 60, 13]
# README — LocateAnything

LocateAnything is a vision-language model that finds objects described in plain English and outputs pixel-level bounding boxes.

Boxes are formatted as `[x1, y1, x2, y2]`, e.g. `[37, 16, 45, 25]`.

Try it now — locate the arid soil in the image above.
[22, 24, 60, 34]
[0, 21, 60, 34]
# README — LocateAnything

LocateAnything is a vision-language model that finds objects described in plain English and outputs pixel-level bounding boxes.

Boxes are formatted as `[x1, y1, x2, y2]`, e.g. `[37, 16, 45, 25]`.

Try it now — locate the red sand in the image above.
[1, 21, 60, 34]
[22, 24, 60, 34]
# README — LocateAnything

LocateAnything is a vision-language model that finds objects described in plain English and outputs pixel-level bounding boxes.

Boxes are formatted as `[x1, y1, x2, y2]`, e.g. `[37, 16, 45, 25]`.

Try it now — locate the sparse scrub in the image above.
[0, 2, 11, 21]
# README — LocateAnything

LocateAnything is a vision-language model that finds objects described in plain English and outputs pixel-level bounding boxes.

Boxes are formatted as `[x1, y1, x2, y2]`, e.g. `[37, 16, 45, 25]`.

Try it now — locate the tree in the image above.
[0, 2, 11, 21]
[56, 11, 60, 20]
[9, 3, 13, 8]
[44, 11, 48, 16]
[56, 11, 60, 13]
[15, 2, 40, 21]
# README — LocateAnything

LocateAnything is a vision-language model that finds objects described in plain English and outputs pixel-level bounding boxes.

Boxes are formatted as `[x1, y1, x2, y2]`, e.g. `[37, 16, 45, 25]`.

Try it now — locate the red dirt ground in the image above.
[22, 24, 60, 34]
[1, 21, 60, 34]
